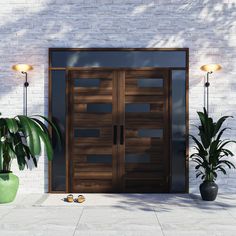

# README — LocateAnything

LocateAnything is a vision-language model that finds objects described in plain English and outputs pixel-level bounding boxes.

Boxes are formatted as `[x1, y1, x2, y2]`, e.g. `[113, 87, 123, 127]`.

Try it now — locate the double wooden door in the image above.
[67, 68, 170, 193]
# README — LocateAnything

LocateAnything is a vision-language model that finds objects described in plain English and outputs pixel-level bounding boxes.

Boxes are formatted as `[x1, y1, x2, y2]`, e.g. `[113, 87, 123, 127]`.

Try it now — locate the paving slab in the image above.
[0, 207, 83, 233]
[1, 193, 236, 235]
[77, 207, 160, 231]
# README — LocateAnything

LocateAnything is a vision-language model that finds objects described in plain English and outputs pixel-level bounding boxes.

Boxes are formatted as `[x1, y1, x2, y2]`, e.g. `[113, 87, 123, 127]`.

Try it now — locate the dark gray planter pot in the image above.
[200, 181, 218, 201]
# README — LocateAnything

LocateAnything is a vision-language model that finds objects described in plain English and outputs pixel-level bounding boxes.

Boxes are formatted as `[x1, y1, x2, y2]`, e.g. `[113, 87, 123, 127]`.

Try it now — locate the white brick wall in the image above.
[0, 0, 235, 193]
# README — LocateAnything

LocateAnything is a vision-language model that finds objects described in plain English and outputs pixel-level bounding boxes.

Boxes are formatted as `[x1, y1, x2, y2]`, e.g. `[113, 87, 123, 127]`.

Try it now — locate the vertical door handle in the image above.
[120, 125, 124, 145]
[113, 125, 117, 145]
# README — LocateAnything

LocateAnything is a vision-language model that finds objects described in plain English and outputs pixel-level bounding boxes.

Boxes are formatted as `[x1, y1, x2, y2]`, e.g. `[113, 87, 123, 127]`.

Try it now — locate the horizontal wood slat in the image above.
[125, 138, 163, 146]
[150, 104, 164, 112]
[72, 163, 112, 171]
[74, 95, 112, 103]
[125, 95, 164, 103]
[72, 180, 113, 193]
[74, 87, 112, 95]
[125, 88, 164, 95]
[126, 129, 163, 138]
[125, 163, 164, 171]
[126, 112, 163, 119]
[125, 147, 164, 154]
[73, 146, 112, 155]
[125, 121, 164, 129]
[125, 179, 167, 193]
[73, 138, 112, 145]
[125, 172, 165, 179]
[73, 171, 112, 180]
[125, 70, 168, 78]
[69, 71, 113, 79]
[73, 114, 112, 126]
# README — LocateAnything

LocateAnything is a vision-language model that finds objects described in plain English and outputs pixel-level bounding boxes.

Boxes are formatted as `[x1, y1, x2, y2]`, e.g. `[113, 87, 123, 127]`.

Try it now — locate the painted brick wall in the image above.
[0, 0, 235, 193]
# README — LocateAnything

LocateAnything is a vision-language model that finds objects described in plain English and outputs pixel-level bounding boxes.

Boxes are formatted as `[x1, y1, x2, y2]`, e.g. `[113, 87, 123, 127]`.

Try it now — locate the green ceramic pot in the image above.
[0, 172, 19, 203]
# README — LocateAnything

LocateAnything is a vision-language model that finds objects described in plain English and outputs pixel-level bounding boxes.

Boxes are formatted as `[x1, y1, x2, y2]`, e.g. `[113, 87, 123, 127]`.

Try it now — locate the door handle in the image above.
[120, 125, 124, 145]
[113, 125, 117, 145]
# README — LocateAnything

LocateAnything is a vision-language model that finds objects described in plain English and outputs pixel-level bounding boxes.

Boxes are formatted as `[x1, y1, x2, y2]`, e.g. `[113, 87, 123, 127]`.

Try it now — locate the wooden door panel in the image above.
[68, 69, 117, 193]
[120, 69, 170, 193]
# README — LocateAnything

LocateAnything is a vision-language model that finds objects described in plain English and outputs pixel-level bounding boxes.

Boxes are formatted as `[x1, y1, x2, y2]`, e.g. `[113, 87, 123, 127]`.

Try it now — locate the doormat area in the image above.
[34, 193, 196, 207]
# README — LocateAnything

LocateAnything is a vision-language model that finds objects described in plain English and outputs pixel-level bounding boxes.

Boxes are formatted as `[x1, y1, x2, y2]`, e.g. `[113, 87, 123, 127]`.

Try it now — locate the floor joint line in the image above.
[72, 207, 84, 236]
[153, 206, 165, 236]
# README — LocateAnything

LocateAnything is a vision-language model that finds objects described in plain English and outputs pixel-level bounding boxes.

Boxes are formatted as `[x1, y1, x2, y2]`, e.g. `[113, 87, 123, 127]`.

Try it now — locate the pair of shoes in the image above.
[66, 194, 85, 203]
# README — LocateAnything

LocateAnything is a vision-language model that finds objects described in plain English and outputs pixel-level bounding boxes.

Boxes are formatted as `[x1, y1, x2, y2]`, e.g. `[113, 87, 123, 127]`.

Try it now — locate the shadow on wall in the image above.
[0, 0, 235, 190]
[0, 0, 234, 104]
[0, 0, 234, 112]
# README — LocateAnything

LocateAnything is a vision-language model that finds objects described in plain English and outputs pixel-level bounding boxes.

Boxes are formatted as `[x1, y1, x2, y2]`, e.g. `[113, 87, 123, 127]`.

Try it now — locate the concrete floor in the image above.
[1, 193, 236, 236]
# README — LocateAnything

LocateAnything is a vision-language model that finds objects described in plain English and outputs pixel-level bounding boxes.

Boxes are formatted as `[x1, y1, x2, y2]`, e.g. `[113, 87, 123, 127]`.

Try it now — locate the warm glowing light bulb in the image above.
[12, 64, 33, 72]
[200, 64, 222, 73]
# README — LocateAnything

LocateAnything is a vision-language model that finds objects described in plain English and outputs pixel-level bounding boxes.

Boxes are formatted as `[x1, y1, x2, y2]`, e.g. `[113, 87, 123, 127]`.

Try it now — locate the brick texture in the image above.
[0, 0, 235, 193]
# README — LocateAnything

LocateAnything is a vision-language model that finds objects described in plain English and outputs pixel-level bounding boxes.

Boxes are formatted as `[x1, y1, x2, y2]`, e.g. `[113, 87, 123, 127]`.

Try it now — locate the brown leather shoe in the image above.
[76, 195, 85, 203]
[66, 194, 74, 203]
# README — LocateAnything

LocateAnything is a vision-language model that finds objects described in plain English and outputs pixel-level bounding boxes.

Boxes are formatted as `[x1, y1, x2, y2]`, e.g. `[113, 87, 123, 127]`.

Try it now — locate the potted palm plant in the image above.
[190, 108, 235, 201]
[0, 113, 60, 203]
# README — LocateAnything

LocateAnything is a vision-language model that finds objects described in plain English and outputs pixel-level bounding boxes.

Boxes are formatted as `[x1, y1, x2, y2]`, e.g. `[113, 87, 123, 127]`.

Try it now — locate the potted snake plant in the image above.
[190, 108, 235, 201]
[0, 113, 60, 203]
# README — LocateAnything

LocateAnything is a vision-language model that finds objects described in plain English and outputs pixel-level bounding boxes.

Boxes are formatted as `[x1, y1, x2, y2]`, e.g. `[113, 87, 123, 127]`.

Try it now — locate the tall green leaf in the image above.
[213, 116, 232, 136]
[197, 111, 206, 130]
[190, 135, 206, 155]
[13, 133, 27, 170]
[15, 144, 26, 170]
[22, 144, 37, 167]
[5, 118, 18, 134]
[33, 115, 61, 145]
[17, 116, 41, 156]
[31, 118, 50, 138]
[216, 128, 230, 141]
[33, 124, 53, 161]
[218, 140, 236, 150]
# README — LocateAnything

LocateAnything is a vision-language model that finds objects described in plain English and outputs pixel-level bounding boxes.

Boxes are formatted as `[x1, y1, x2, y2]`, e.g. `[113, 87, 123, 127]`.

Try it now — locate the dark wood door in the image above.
[118, 69, 170, 192]
[67, 69, 118, 192]
[67, 68, 170, 193]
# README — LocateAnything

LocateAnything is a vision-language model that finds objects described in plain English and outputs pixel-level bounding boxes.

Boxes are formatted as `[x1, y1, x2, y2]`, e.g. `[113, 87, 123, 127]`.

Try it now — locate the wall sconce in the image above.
[200, 64, 222, 114]
[12, 64, 33, 116]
